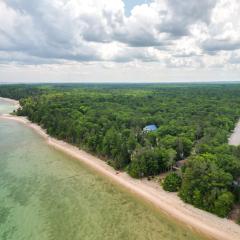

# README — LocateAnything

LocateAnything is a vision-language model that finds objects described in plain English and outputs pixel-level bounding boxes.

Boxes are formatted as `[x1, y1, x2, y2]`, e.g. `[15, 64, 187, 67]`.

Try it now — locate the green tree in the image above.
[163, 173, 182, 192]
[179, 154, 234, 216]
[213, 191, 234, 217]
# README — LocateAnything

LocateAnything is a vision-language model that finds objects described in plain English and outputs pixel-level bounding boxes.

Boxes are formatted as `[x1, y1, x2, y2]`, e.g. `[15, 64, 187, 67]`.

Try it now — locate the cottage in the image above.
[173, 159, 187, 171]
[143, 124, 157, 132]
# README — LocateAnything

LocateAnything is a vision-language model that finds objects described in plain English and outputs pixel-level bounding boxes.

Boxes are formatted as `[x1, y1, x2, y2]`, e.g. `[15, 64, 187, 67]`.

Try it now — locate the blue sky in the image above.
[124, 0, 151, 15]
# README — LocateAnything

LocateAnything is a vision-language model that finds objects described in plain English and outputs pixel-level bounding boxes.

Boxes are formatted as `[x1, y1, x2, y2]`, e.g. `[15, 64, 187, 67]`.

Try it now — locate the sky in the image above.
[124, 0, 151, 15]
[0, 0, 240, 83]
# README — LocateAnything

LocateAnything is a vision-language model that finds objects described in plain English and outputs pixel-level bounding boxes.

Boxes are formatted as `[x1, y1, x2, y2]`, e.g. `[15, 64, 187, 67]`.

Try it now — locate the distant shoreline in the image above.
[1, 99, 240, 240]
[0, 97, 20, 109]
[229, 121, 240, 146]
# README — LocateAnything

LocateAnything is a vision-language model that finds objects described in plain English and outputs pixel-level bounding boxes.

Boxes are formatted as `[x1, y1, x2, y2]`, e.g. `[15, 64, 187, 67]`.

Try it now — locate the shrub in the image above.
[163, 172, 182, 192]
[212, 191, 234, 217]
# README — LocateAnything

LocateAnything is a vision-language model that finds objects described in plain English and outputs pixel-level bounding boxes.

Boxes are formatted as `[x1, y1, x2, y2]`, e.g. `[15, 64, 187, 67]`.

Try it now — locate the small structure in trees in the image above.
[143, 124, 157, 133]
[233, 177, 240, 187]
[172, 159, 187, 171]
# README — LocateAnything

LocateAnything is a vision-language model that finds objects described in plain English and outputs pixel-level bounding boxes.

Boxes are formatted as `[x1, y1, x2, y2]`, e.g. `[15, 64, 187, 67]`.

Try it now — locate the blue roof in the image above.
[143, 124, 157, 131]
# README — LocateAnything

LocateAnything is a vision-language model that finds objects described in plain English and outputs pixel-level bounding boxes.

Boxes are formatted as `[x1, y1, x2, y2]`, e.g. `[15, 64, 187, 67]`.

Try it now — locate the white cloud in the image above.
[0, 0, 240, 82]
[201, 0, 240, 53]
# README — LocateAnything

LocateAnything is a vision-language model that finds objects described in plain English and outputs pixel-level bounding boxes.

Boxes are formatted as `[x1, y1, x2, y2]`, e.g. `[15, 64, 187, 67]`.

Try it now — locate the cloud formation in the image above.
[0, 0, 240, 72]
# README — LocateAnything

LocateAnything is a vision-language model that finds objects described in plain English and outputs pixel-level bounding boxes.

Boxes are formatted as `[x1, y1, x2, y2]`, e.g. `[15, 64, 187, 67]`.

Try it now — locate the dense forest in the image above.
[1, 83, 240, 219]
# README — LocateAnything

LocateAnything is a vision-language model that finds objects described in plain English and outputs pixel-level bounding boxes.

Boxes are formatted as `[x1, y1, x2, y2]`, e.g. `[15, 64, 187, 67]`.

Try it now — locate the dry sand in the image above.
[229, 120, 240, 146]
[1, 113, 240, 240]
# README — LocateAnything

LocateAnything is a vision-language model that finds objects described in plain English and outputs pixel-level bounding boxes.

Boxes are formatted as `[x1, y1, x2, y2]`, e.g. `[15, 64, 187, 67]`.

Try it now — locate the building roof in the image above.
[143, 124, 157, 132]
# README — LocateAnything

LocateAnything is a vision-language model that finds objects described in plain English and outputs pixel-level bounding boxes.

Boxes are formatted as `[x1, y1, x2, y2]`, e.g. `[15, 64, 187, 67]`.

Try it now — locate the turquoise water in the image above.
[0, 99, 207, 240]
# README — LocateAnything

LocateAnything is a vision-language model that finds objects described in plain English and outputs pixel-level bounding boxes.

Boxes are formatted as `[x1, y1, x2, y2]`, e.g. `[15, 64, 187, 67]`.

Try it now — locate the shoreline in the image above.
[0, 92, 240, 240]
[229, 120, 240, 146]
[1, 114, 240, 240]
[0, 97, 20, 108]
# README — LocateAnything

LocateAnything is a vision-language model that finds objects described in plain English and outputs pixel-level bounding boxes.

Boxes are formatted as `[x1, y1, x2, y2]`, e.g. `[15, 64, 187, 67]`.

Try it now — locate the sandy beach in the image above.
[1, 113, 240, 240]
[229, 120, 240, 146]
[0, 97, 20, 109]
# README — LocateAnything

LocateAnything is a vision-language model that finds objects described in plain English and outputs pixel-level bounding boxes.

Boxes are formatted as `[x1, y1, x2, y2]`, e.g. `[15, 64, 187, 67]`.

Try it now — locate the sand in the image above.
[229, 120, 240, 146]
[0, 97, 20, 109]
[1, 113, 240, 240]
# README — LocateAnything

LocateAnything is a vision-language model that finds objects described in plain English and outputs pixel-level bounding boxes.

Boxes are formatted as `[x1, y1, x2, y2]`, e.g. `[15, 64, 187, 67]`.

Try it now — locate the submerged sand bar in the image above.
[1, 113, 240, 240]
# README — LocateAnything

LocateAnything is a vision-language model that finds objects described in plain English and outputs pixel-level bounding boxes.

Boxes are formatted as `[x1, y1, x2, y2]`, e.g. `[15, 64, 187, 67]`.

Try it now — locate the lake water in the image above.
[0, 99, 206, 240]
[0, 98, 17, 115]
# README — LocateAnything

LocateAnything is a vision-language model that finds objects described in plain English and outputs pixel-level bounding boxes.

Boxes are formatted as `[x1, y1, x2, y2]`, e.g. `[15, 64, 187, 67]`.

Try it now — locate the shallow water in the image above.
[0, 98, 17, 114]
[0, 99, 206, 240]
